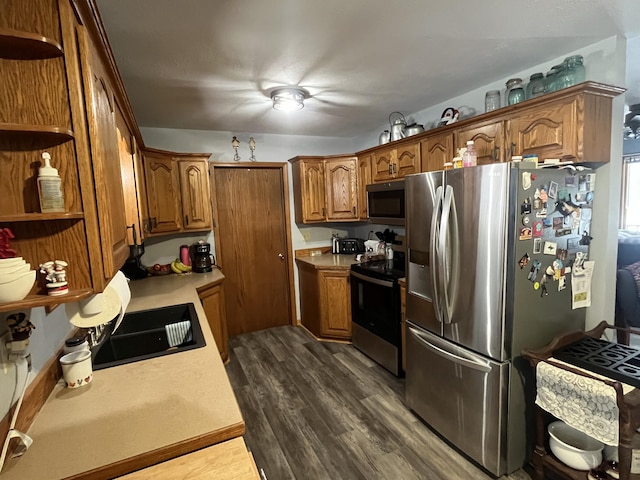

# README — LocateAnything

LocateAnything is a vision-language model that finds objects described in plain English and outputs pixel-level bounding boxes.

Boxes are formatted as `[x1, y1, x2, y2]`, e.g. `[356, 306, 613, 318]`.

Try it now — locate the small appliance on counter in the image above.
[338, 238, 365, 254]
[190, 240, 215, 273]
[120, 244, 148, 280]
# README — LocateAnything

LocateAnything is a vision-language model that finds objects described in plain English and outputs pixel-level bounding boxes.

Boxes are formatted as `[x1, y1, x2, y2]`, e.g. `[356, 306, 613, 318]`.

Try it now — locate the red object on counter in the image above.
[180, 244, 191, 266]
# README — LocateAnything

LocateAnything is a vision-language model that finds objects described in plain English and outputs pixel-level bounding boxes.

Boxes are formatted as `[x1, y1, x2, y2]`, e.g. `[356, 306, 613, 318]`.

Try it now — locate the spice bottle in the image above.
[37, 152, 65, 212]
[462, 141, 477, 167]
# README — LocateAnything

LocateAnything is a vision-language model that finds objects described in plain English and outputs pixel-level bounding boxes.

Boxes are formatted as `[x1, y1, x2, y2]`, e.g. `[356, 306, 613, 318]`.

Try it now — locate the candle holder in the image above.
[249, 136, 256, 162]
[232, 136, 241, 162]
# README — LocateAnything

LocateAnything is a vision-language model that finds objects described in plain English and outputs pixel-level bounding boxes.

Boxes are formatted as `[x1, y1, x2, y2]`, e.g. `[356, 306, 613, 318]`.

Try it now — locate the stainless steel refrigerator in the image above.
[405, 163, 594, 476]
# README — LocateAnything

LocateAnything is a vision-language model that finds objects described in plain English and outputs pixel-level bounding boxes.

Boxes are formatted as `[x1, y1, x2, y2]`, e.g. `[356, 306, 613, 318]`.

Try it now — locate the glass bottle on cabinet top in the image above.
[506, 78, 525, 105]
[526, 73, 545, 99]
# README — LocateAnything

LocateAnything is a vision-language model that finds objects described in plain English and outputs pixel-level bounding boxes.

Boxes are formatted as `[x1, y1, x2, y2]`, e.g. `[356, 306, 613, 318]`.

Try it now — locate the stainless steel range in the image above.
[350, 253, 405, 376]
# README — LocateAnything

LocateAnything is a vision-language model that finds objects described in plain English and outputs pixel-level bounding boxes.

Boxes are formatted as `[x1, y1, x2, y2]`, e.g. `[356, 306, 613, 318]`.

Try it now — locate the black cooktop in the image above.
[351, 253, 405, 281]
[554, 337, 640, 388]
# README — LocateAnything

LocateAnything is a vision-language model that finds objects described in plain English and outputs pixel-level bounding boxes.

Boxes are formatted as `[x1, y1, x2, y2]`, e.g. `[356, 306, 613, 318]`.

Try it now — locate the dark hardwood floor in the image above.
[225, 325, 532, 480]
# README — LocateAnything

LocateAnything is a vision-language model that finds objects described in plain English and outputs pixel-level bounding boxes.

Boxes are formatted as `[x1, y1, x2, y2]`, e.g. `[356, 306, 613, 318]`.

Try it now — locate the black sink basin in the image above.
[92, 303, 206, 370]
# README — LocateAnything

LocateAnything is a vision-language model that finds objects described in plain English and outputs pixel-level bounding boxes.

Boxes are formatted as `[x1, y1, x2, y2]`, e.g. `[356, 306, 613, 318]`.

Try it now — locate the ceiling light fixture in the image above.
[271, 87, 307, 112]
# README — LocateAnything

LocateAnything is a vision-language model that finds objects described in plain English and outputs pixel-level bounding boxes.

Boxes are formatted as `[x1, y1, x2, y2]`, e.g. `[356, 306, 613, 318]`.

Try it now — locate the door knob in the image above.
[278, 253, 285, 260]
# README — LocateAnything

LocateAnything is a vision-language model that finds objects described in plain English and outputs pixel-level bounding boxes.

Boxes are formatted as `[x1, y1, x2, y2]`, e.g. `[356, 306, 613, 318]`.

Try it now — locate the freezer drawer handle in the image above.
[408, 326, 491, 373]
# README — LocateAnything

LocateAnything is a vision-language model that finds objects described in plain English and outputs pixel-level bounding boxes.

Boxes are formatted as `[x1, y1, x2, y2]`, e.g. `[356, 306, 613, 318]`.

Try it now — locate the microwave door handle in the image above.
[408, 326, 491, 373]
[430, 185, 444, 323]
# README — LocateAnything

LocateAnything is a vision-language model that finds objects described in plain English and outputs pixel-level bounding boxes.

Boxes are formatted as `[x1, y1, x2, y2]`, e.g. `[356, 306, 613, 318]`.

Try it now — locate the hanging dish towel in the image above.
[536, 359, 634, 446]
[165, 321, 191, 348]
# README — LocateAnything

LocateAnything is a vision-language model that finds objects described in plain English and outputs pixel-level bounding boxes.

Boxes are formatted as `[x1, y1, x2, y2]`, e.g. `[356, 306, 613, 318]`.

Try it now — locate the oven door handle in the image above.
[350, 271, 394, 288]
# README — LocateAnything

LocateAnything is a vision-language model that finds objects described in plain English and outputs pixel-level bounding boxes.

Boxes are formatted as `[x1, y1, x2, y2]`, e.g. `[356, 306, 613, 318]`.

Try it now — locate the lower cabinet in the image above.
[297, 261, 352, 340]
[197, 280, 229, 362]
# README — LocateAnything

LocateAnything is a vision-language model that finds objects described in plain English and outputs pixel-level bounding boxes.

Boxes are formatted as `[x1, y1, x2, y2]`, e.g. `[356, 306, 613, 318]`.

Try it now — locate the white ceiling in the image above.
[96, 0, 640, 138]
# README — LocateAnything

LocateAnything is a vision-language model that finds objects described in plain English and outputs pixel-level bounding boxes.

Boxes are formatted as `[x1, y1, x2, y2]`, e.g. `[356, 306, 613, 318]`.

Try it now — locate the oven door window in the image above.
[350, 272, 400, 344]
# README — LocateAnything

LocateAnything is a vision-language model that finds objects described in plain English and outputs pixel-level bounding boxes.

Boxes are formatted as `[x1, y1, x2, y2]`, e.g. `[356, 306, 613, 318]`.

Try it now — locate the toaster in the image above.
[338, 238, 365, 254]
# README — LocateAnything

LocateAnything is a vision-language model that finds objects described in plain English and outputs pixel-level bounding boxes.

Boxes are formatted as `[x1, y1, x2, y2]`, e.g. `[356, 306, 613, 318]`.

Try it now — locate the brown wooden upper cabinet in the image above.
[290, 156, 359, 223]
[371, 142, 421, 182]
[357, 154, 372, 220]
[508, 97, 578, 160]
[456, 119, 505, 165]
[78, 25, 130, 281]
[421, 132, 454, 172]
[143, 148, 213, 235]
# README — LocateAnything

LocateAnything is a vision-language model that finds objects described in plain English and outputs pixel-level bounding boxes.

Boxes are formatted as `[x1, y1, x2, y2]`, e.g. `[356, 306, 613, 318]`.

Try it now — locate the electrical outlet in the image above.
[301, 231, 311, 241]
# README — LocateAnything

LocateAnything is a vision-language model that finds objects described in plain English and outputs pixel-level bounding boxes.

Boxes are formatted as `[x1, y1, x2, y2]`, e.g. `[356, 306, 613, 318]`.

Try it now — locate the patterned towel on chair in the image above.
[536, 360, 622, 446]
[625, 261, 640, 300]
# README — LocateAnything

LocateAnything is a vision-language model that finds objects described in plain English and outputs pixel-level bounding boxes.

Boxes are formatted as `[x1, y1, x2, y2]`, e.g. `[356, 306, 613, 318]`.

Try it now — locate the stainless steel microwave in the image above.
[366, 179, 405, 225]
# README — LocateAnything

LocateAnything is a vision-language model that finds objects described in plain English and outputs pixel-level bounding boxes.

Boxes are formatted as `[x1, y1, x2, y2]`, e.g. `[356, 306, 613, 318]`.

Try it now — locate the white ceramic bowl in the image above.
[0, 270, 36, 303]
[0, 263, 30, 277]
[0, 257, 24, 267]
[548, 421, 604, 471]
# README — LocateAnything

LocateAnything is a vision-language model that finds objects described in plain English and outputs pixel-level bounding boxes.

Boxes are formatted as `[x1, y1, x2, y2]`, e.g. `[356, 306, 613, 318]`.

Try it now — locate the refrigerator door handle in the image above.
[408, 325, 492, 373]
[439, 185, 456, 324]
[430, 185, 444, 323]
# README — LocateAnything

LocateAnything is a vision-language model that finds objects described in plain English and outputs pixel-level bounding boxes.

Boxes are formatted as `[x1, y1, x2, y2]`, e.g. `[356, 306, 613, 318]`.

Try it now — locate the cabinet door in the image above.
[81, 38, 129, 279]
[319, 270, 351, 339]
[179, 159, 213, 231]
[395, 142, 421, 177]
[358, 154, 372, 220]
[131, 136, 149, 240]
[457, 121, 504, 164]
[115, 102, 142, 246]
[325, 157, 358, 221]
[372, 147, 395, 182]
[300, 160, 326, 222]
[143, 151, 182, 233]
[508, 99, 578, 160]
[421, 133, 453, 172]
[198, 282, 229, 362]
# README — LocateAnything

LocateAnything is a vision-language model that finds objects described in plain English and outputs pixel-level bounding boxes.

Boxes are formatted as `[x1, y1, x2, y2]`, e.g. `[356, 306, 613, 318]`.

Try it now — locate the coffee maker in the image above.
[190, 241, 214, 273]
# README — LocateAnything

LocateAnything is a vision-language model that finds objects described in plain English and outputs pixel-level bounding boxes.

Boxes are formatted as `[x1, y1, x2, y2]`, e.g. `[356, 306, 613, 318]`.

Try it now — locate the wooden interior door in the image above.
[212, 164, 294, 336]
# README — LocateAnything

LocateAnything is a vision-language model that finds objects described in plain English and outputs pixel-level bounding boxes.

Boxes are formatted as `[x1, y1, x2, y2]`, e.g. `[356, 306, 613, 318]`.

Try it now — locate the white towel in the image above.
[536, 359, 634, 446]
[165, 321, 191, 348]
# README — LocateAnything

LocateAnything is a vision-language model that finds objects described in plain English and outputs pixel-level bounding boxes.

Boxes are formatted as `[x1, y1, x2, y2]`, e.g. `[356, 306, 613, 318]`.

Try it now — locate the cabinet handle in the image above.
[185, 214, 189, 225]
[388, 164, 392, 175]
[322, 207, 326, 217]
[493, 146, 500, 162]
[352, 206, 356, 215]
[393, 163, 397, 174]
[510, 142, 516, 157]
[152, 217, 157, 229]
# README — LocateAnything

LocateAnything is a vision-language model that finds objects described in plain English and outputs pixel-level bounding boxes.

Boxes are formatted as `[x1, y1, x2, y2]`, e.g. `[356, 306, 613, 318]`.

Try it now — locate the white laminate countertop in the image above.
[2, 270, 245, 480]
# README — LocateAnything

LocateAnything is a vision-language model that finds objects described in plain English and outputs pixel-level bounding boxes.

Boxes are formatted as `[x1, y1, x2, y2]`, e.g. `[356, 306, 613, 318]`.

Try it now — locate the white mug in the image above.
[60, 350, 93, 388]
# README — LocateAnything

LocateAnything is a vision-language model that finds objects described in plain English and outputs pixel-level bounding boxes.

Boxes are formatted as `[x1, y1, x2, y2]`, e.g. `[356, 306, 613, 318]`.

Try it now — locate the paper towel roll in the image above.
[66, 271, 131, 329]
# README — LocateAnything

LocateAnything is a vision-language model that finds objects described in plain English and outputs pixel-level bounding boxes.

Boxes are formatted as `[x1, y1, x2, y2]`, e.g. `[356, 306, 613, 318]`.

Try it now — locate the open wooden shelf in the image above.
[0, 212, 84, 222]
[0, 288, 93, 313]
[0, 28, 63, 59]
[0, 123, 74, 146]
